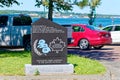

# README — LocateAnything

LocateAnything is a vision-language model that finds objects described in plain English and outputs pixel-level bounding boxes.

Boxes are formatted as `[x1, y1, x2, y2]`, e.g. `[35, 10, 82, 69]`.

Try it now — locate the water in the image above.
[33, 17, 120, 27]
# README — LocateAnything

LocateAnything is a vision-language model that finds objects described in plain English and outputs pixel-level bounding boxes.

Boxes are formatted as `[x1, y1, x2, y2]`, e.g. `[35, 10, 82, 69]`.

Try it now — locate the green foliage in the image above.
[34, 68, 40, 76]
[35, 0, 49, 8]
[90, 0, 101, 8]
[77, 0, 101, 9]
[76, 0, 88, 9]
[0, 0, 19, 7]
[0, 51, 106, 75]
[35, 0, 73, 11]
[77, 0, 101, 25]
[35, 0, 73, 21]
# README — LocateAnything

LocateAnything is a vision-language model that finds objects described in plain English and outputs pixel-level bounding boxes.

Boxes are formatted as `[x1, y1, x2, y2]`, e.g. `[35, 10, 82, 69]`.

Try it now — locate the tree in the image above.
[35, 0, 73, 21]
[77, 0, 101, 25]
[0, 0, 19, 7]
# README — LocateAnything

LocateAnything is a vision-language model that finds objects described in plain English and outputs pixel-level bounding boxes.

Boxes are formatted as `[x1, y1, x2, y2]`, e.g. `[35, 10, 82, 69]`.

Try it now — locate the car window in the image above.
[72, 26, 84, 32]
[80, 27, 85, 32]
[87, 25, 100, 30]
[114, 26, 120, 31]
[13, 15, 32, 26]
[103, 26, 113, 31]
[0, 16, 8, 27]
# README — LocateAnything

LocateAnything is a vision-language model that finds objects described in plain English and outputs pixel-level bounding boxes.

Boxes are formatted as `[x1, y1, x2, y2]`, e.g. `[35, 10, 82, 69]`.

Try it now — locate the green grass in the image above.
[68, 54, 106, 75]
[0, 51, 106, 75]
[0, 51, 31, 76]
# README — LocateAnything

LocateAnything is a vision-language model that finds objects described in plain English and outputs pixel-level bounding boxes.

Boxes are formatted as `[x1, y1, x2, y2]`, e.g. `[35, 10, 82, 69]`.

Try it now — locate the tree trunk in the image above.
[89, 7, 96, 25]
[48, 0, 53, 21]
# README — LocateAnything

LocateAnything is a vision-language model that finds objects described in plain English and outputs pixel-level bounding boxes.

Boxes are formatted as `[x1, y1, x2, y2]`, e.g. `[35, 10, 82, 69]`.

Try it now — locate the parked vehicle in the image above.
[68, 24, 112, 50]
[0, 14, 32, 50]
[61, 24, 72, 44]
[102, 24, 120, 44]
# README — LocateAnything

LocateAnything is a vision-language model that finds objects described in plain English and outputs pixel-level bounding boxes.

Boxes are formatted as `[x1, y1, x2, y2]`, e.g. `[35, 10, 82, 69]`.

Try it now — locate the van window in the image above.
[0, 16, 8, 27]
[13, 15, 32, 26]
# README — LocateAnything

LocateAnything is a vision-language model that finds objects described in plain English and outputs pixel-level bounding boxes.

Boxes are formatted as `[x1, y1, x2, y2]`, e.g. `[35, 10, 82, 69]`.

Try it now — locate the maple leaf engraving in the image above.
[49, 37, 66, 53]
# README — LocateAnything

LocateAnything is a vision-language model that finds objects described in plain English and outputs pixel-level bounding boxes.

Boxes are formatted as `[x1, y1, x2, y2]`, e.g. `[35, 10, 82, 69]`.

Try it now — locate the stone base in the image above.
[25, 64, 74, 75]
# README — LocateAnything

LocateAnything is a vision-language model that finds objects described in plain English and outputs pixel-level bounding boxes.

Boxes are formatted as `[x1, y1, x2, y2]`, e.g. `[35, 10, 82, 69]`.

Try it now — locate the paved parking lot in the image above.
[68, 45, 120, 80]
[68, 45, 120, 61]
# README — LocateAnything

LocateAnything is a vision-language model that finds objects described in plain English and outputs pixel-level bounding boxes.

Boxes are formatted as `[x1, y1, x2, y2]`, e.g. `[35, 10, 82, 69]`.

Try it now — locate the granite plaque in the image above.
[31, 18, 67, 65]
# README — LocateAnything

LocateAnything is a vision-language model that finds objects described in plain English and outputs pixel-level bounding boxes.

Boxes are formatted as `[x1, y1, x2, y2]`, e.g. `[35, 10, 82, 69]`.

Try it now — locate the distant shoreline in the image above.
[1, 10, 120, 18]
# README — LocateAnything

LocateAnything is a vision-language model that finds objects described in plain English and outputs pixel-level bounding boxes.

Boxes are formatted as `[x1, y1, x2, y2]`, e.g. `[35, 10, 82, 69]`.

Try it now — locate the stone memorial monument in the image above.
[25, 18, 73, 75]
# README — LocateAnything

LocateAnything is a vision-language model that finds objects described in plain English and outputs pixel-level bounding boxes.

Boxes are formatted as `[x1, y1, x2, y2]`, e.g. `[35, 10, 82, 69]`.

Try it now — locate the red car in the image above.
[68, 24, 112, 50]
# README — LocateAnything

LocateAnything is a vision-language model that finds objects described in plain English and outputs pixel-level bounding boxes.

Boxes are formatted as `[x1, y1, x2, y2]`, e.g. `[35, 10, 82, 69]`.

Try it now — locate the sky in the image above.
[0, 0, 120, 15]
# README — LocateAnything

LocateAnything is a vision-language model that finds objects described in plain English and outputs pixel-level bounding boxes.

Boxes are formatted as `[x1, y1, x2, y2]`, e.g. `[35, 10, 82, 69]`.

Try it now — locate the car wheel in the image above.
[93, 45, 103, 49]
[79, 39, 89, 50]
[24, 39, 31, 51]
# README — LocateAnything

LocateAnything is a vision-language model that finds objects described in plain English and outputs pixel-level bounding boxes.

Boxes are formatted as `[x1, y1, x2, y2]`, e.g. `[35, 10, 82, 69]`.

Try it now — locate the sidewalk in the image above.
[0, 68, 111, 80]
[0, 73, 111, 80]
[101, 61, 120, 80]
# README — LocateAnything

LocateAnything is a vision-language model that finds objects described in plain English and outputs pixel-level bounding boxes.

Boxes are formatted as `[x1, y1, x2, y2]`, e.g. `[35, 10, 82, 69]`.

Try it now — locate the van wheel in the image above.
[79, 39, 89, 50]
[24, 39, 31, 51]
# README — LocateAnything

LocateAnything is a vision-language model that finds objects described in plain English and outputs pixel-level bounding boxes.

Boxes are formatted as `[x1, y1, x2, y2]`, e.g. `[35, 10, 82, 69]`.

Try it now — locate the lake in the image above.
[33, 17, 120, 27]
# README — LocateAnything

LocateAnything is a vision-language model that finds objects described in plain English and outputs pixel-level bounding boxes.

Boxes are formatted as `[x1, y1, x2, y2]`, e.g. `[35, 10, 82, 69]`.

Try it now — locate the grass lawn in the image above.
[0, 51, 106, 76]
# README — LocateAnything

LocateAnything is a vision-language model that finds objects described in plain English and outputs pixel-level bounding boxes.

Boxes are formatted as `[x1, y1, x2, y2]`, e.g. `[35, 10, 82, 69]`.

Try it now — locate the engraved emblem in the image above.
[33, 39, 51, 56]
[49, 37, 66, 53]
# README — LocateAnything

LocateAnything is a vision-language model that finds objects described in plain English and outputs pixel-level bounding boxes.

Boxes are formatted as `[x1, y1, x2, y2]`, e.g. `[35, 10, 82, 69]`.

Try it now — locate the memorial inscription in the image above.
[32, 18, 67, 65]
